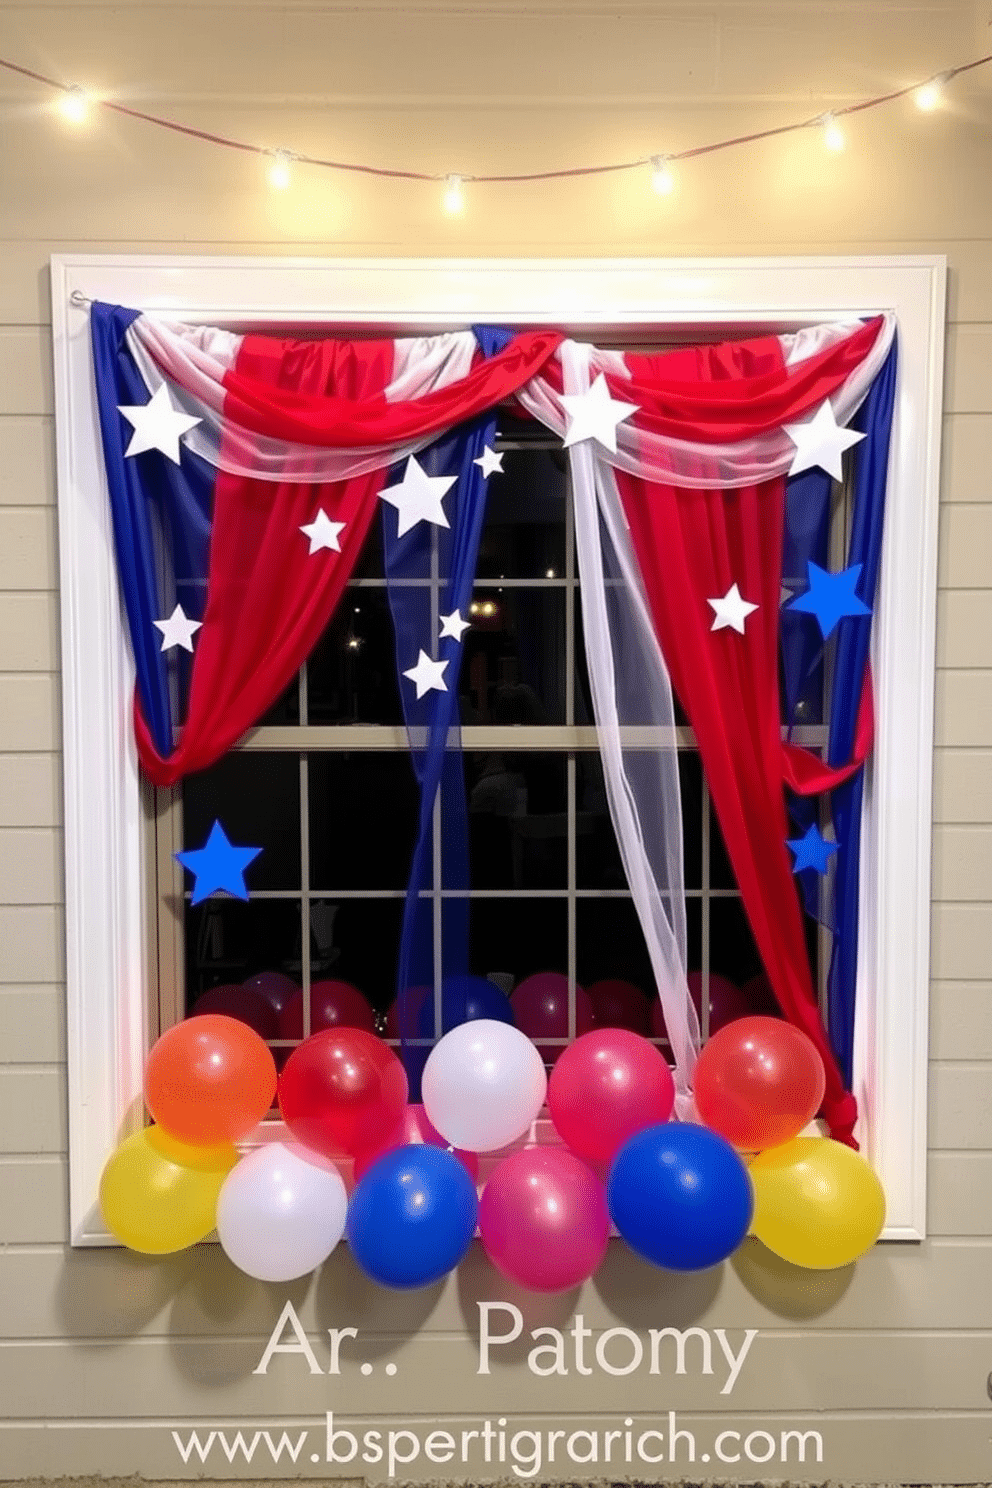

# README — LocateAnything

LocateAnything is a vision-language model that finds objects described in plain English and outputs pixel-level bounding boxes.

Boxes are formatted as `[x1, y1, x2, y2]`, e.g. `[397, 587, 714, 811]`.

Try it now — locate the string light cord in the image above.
[2, 51, 990, 187]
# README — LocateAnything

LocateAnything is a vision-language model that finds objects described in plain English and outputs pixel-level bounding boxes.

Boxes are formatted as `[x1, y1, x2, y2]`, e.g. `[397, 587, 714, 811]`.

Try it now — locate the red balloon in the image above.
[693, 1015, 826, 1151]
[145, 1015, 277, 1145]
[587, 978, 651, 1035]
[353, 1104, 479, 1182]
[548, 1028, 676, 1164]
[190, 984, 279, 1041]
[479, 1147, 610, 1292]
[650, 971, 753, 1042]
[511, 972, 594, 1066]
[279, 1028, 408, 1159]
[279, 980, 377, 1040]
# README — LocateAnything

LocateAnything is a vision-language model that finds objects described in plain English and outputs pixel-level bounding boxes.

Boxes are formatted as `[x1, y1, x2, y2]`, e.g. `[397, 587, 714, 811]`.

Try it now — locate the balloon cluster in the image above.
[99, 983, 886, 1288]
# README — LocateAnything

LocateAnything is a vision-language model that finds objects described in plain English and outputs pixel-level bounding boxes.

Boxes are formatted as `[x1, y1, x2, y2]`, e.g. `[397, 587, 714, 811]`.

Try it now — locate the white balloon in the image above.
[421, 1019, 547, 1152]
[216, 1142, 348, 1282]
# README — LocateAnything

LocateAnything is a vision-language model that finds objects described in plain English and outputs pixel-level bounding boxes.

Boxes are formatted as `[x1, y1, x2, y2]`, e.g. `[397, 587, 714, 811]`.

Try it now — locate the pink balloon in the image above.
[587, 978, 651, 1035]
[353, 1104, 479, 1182]
[548, 1028, 675, 1164]
[511, 972, 594, 1066]
[479, 1147, 610, 1292]
[650, 971, 753, 1042]
[279, 980, 377, 1041]
[242, 971, 298, 1016]
[190, 984, 279, 1041]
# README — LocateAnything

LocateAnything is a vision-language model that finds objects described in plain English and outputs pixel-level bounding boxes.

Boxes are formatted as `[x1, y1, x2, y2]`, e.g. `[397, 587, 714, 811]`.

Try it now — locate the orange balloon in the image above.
[693, 1015, 826, 1151]
[145, 1014, 277, 1145]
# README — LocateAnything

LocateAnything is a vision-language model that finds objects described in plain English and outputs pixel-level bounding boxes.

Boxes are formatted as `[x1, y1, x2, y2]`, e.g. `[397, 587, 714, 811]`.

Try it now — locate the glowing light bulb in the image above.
[650, 155, 675, 195]
[914, 75, 946, 111]
[822, 114, 845, 152]
[268, 150, 292, 190]
[442, 174, 464, 214]
[58, 85, 89, 125]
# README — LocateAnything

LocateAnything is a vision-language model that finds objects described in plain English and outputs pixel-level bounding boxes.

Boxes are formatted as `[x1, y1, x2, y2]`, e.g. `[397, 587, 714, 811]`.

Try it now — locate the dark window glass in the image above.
[184, 899, 301, 1009]
[474, 449, 566, 580]
[468, 898, 568, 989]
[183, 753, 300, 891]
[459, 588, 567, 725]
[707, 895, 764, 984]
[309, 752, 418, 890]
[308, 586, 404, 724]
[468, 748, 568, 890]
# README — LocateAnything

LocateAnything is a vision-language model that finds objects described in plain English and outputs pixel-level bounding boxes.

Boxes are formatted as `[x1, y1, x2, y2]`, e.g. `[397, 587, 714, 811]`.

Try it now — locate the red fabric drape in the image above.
[136, 337, 397, 785]
[618, 469, 858, 1142]
[220, 329, 565, 446]
[614, 327, 877, 1144]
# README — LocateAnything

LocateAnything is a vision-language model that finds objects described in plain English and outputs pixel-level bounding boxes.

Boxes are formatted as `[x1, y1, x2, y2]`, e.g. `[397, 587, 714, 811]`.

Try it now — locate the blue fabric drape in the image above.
[90, 303, 214, 758]
[780, 341, 897, 1083]
[825, 343, 897, 1081]
[384, 327, 511, 1092]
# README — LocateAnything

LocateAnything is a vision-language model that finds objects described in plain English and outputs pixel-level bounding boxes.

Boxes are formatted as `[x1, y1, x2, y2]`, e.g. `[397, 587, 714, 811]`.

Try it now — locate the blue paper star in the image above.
[787, 560, 872, 639]
[175, 820, 262, 906]
[787, 824, 839, 876]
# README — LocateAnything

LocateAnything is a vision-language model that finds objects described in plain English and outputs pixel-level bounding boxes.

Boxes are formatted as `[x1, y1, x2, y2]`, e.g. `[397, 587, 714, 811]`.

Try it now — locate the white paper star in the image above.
[708, 583, 759, 635]
[561, 373, 639, 454]
[117, 383, 202, 464]
[300, 509, 346, 554]
[154, 603, 202, 653]
[473, 446, 504, 478]
[380, 456, 456, 538]
[783, 400, 866, 482]
[403, 649, 449, 700]
[439, 609, 471, 642]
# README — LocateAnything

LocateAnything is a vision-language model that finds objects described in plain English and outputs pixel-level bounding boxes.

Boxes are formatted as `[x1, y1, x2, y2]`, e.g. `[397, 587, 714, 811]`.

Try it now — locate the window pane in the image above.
[308, 586, 404, 724]
[707, 895, 763, 984]
[182, 752, 301, 891]
[468, 749, 568, 889]
[474, 449, 566, 579]
[469, 897, 568, 989]
[576, 896, 656, 993]
[328, 897, 404, 1011]
[460, 588, 567, 723]
[309, 752, 418, 890]
[575, 750, 702, 890]
[184, 898, 301, 1011]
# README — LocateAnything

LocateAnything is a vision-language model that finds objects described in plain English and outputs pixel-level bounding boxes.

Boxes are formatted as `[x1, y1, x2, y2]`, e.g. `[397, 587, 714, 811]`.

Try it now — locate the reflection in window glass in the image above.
[183, 753, 301, 892]
[309, 753, 418, 891]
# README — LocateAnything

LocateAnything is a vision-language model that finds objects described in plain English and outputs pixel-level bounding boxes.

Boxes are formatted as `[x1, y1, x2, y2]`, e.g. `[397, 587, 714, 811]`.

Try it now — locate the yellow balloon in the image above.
[99, 1125, 238, 1254]
[749, 1136, 885, 1269]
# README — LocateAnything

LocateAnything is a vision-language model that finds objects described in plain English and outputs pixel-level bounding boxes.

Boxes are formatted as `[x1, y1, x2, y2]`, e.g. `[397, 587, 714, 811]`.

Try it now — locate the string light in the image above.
[1, 50, 988, 198]
[442, 174, 465, 214]
[57, 84, 89, 125]
[821, 113, 845, 152]
[914, 73, 948, 110]
[650, 155, 675, 195]
[267, 149, 292, 190]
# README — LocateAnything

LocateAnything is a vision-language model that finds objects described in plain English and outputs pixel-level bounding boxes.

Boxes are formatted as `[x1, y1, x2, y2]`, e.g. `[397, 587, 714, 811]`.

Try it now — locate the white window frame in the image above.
[51, 253, 945, 1246]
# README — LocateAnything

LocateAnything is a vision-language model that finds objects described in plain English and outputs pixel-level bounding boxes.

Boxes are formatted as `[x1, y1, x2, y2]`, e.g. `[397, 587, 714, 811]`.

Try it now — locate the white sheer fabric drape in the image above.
[561, 340, 700, 1105]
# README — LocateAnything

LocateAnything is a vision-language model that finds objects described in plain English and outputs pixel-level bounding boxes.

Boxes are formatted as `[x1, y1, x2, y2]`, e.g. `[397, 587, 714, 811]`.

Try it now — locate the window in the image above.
[52, 254, 945, 1245]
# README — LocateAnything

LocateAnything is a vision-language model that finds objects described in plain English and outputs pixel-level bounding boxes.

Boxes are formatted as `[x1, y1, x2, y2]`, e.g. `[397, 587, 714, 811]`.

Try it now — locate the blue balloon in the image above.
[607, 1123, 753, 1271]
[346, 1145, 478, 1289]
[417, 974, 515, 1039]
